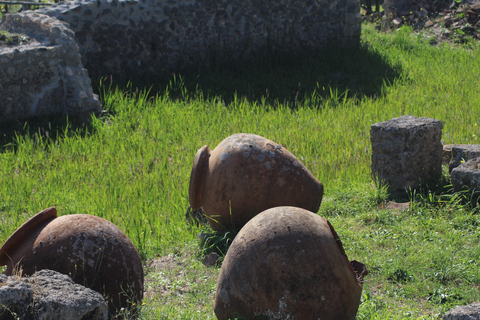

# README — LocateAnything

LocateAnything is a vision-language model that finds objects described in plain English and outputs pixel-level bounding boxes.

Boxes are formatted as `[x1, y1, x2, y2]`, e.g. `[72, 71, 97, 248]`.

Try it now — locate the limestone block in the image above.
[34, 0, 361, 83]
[370, 115, 444, 195]
[0, 12, 101, 121]
[0, 275, 33, 320]
[0, 269, 108, 320]
[445, 144, 480, 173]
[451, 157, 480, 193]
[443, 303, 480, 320]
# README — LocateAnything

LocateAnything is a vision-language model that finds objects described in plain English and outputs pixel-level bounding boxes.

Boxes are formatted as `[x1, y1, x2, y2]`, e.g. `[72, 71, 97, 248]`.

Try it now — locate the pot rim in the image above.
[189, 145, 210, 209]
[0, 207, 57, 266]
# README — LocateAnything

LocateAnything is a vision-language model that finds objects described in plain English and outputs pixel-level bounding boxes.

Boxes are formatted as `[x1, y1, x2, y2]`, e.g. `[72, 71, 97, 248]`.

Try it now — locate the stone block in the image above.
[370, 115, 444, 196]
[444, 144, 480, 173]
[0, 12, 101, 121]
[451, 157, 480, 193]
[0, 269, 108, 320]
[34, 0, 361, 83]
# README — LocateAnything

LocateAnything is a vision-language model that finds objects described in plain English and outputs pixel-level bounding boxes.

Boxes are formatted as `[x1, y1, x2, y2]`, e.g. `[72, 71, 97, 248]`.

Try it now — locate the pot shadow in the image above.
[109, 41, 401, 108]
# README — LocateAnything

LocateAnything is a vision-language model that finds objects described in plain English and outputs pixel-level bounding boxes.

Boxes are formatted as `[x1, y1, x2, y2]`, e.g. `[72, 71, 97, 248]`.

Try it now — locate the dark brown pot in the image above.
[214, 206, 367, 320]
[0, 207, 143, 315]
[189, 133, 324, 230]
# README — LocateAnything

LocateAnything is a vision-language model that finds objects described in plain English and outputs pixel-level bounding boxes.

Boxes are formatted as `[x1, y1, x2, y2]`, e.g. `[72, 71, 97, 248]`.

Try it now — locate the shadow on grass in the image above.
[1, 41, 399, 150]
[0, 114, 94, 153]
[96, 42, 401, 107]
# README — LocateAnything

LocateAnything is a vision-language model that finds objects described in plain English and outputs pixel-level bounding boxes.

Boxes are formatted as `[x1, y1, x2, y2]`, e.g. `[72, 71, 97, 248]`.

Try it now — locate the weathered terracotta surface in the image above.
[189, 133, 324, 230]
[214, 206, 366, 320]
[0, 207, 143, 315]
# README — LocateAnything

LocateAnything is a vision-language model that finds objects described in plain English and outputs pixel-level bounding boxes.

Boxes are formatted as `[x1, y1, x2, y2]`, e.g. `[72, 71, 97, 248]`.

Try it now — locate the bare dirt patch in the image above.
[144, 250, 219, 302]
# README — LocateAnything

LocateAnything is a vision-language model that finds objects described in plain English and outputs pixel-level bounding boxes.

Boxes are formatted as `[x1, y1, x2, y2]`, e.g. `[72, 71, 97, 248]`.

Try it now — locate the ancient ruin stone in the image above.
[451, 157, 480, 193]
[371, 115, 444, 196]
[445, 144, 480, 173]
[0, 12, 101, 121]
[443, 303, 480, 320]
[214, 206, 366, 320]
[0, 269, 108, 320]
[0, 274, 33, 320]
[35, 0, 362, 83]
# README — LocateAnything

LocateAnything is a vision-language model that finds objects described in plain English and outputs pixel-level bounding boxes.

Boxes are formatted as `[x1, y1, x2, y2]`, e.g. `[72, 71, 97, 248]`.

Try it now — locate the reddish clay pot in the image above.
[189, 133, 324, 230]
[0, 207, 143, 315]
[214, 206, 367, 320]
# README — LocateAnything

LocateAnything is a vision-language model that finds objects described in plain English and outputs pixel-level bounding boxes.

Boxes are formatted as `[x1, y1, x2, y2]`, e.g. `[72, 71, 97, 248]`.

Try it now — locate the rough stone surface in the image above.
[451, 157, 480, 193]
[0, 12, 101, 121]
[33, 0, 362, 83]
[202, 252, 220, 267]
[444, 144, 457, 166]
[444, 303, 480, 320]
[214, 206, 365, 320]
[370, 115, 444, 196]
[0, 274, 33, 320]
[446, 144, 480, 173]
[0, 269, 108, 320]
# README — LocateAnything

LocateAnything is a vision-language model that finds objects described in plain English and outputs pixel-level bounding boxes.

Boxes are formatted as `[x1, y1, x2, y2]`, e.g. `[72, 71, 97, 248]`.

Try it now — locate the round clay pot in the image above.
[0, 207, 143, 315]
[189, 133, 324, 230]
[214, 206, 367, 320]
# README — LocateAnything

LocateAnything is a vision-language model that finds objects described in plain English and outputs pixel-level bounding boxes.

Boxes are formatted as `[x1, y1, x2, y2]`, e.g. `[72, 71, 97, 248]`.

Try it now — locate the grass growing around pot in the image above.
[1, 23, 480, 318]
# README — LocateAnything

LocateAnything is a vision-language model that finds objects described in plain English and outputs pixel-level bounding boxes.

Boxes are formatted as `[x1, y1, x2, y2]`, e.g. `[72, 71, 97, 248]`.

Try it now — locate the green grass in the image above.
[1, 23, 480, 318]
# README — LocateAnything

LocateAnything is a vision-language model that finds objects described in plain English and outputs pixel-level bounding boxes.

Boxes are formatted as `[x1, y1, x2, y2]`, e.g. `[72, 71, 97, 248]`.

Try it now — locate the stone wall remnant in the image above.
[0, 12, 101, 121]
[370, 115, 444, 196]
[445, 144, 480, 173]
[450, 157, 480, 194]
[35, 0, 362, 83]
[0, 269, 108, 320]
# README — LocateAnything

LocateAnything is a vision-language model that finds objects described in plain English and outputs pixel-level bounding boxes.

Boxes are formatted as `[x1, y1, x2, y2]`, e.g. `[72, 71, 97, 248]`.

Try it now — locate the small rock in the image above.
[451, 157, 480, 193]
[202, 252, 220, 267]
[444, 302, 480, 319]
[393, 17, 404, 25]
[445, 16, 454, 27]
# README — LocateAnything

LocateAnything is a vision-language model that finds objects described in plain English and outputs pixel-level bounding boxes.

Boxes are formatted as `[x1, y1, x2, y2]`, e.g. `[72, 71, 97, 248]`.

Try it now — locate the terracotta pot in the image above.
[214, 206, 367, 320]
[0, 207, 143, 315]
[189, 133, 324, 230]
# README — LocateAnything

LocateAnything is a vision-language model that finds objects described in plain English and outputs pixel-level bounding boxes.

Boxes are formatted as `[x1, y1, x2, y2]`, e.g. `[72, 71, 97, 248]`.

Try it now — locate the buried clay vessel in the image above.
[189, 133, 324, 230]
[0, 207, 143, 315]
[214, 206, 367, 320]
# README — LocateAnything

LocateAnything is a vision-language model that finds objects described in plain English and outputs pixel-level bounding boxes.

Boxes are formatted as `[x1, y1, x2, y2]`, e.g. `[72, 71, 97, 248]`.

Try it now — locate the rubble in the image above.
[363, 0, 480, 44]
